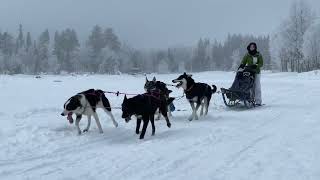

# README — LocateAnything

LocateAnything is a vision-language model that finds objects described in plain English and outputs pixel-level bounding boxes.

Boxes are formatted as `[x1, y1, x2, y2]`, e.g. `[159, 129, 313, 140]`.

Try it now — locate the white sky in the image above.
[0, 0, 319, 48]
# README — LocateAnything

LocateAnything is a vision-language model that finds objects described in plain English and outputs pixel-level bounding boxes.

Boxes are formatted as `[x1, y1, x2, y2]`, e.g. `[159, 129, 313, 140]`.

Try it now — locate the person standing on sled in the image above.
[238, 42, 263, 106]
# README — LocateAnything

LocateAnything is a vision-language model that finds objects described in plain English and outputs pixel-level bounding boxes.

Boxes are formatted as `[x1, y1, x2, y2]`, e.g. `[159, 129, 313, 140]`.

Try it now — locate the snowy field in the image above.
[1, 71, 320, 180]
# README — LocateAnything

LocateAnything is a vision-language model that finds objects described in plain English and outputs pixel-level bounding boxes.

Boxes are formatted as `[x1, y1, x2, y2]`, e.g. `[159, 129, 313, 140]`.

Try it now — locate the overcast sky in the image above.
[0, 0, 319, 49]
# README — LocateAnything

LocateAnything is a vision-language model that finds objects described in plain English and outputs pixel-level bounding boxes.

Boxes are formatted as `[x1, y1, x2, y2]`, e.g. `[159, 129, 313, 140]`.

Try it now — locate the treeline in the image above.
[188, 35, 271, 72]
[271, 0, 320, 72]
[0, 24, 271, 75]
[0, 25, 124, 74]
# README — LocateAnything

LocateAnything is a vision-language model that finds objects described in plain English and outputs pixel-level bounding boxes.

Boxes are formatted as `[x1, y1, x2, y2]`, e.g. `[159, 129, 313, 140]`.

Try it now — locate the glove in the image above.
[251, 64, 257, 69]
[238, 64, 245, 70]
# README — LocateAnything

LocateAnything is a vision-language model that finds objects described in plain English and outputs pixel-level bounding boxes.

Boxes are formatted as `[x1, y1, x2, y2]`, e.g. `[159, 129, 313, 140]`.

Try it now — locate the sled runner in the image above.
[221, 65, 257, 108]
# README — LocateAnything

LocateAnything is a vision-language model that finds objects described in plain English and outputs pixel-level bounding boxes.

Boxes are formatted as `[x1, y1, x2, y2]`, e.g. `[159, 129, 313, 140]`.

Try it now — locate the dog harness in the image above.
[83, 90, 104, 98]
[184, 84, 194, 93]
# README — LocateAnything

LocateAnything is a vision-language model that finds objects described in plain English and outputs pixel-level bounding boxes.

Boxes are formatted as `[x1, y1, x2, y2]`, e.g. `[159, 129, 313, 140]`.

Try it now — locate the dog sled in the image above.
[221, 65, 257, 108]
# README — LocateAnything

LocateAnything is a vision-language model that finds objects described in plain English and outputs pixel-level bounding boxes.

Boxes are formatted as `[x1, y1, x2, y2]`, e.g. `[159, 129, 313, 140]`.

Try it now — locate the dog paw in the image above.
[77, 131, 82, 135]
[99, 130, 104, 134]
[167, 123, 171, 128]
[83, 129, 89, 133]
[136, 131, 140, 134]
[195, 116, 199, 120]
[114, 122, 119, 128]
[188, 116, 193, 121]
[139, 136, 144, 139]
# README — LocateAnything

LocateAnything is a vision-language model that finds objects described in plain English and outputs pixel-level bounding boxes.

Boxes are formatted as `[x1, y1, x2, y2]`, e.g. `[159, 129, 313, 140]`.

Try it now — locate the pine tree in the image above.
[38, 29, 50, 72]
[167, 48, 178, 72]
[1, 32, 15, 56]
[87, 25, 106, 55]
[33, 40, 41, 74]
[104, 28, 121, 52]
[26, 32, 32, 52]
[53, 31, 63, 68]
[87, 25, 106, 72]
[53, 29, 79, 72]
[16, 24, 25, 52]
[192, 38, 207, 72]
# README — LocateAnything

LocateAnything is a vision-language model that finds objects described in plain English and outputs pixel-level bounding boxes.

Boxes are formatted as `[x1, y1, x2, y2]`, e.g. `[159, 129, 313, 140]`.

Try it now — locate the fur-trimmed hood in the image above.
[247, 42, 258, 56]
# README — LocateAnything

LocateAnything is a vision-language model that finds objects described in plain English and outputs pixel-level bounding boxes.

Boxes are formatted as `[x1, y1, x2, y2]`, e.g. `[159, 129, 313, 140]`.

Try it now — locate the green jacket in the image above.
[241, 52, 263, 74]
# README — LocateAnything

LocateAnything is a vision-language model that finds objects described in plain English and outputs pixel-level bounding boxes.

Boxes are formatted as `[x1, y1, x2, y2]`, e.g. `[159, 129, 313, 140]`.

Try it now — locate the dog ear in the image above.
[145, 77, 149, 82]
[152, 76, 156, 82]
[183, 72, 187, 75]
[124, 95, 127, 101]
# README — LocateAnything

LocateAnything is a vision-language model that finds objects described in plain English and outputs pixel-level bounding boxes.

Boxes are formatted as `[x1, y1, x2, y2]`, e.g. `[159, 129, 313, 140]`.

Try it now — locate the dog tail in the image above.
[167, 97, 175, 105]
[101, 93, 112, 111]
[212, 85, 217, 94]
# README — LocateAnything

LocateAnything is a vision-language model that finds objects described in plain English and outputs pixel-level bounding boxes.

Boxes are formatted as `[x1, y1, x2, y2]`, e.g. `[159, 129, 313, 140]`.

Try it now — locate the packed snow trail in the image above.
[0, 71, 320, 180]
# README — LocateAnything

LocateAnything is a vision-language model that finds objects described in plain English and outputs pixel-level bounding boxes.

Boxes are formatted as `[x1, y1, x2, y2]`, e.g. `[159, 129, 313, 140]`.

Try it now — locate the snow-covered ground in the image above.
[1, 71, 320, 180]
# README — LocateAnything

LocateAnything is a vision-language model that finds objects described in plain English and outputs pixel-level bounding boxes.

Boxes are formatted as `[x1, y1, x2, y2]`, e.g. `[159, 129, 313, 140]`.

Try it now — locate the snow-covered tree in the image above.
[86, 25, 106, 72]
[192, 38, 208, 72]
[26, 32, 32, 52]
[54, 29, 79, 72]
[302, 21, 320, 71]
[167, 48, 179, 73]
[38, 29, 50, 72]
[231, 49, 241, 71]
[104, 28, 121, 52]
[278, 0, 314, 72]
[16, 24, 25, 51]
[158, 58, 169, 74]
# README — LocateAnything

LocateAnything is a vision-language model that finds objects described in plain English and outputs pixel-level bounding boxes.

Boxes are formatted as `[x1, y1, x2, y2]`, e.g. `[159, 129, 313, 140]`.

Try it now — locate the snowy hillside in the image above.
[1, 71, 320, 180]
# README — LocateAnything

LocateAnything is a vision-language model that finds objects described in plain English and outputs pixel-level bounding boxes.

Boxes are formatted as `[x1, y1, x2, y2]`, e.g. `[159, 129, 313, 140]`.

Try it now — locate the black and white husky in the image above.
[61, 89, 118, 135]
[172, 73, 217, 121]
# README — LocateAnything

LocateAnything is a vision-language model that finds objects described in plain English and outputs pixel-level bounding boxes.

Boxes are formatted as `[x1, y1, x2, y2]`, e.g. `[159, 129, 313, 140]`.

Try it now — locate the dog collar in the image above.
[185, 84, 194, 92]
